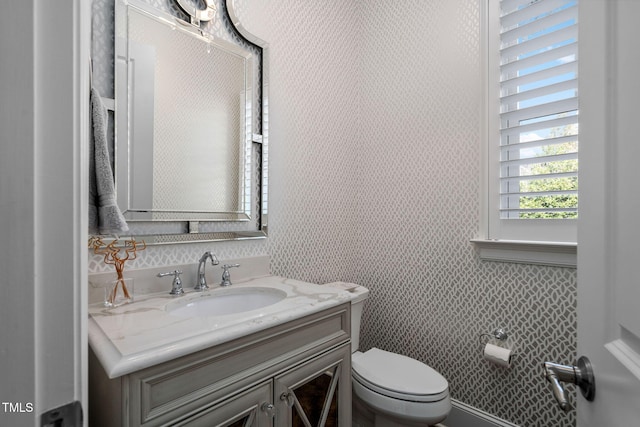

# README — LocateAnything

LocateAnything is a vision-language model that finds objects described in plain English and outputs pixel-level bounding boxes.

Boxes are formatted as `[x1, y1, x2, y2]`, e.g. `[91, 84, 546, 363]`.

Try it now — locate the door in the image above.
[577, 0, 640, 424]
[274, 345, 351, 427]
[0, 1, 90, 426]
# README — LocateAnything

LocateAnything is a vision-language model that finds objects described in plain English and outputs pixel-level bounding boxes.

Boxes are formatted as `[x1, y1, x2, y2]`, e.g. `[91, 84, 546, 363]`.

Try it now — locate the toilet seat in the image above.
[352, 348, 449, 402]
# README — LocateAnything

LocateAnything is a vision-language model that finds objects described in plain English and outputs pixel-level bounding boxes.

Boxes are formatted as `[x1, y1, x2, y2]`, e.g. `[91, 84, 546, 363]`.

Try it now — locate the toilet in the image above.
[324, 282, 451, 427]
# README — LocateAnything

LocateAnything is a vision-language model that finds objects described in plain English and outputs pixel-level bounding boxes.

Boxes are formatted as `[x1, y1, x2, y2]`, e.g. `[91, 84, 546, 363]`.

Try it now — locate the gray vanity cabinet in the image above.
[89, 303, 351, 427]
[176, 381, 273, 426]
[274, 343, 351, 426]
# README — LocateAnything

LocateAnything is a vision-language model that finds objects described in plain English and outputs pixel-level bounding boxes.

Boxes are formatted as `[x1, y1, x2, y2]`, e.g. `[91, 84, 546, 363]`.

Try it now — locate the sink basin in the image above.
[166, 287, 287, 318]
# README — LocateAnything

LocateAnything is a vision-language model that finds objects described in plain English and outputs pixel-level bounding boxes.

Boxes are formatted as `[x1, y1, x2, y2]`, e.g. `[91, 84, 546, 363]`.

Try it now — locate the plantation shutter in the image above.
[499, 0, 578, 219]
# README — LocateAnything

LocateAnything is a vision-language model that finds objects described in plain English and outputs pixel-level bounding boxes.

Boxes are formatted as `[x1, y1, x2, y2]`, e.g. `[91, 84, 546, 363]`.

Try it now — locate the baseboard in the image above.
[443, 399, 520, 427]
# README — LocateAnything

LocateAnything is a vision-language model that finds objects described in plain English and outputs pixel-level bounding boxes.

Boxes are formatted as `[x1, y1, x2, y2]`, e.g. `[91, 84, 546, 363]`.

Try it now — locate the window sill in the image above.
[471, 239, 577, 268]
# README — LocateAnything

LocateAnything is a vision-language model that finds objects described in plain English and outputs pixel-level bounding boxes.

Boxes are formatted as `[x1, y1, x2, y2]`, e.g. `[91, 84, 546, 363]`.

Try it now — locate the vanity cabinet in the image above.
[175, 381, 273, 426]
[274, 344, 349, 427]
[89, 303, 351, 427]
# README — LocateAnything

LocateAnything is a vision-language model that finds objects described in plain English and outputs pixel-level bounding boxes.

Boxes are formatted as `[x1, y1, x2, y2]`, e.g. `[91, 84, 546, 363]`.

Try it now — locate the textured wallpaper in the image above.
[90, 1, 577, 425]
[353, 1, 576, 424]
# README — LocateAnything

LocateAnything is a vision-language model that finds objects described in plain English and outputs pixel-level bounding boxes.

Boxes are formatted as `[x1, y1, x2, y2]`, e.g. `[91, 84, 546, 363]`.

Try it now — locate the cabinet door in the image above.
[176, 381, 274, 427]
[274, 344, 351, 427]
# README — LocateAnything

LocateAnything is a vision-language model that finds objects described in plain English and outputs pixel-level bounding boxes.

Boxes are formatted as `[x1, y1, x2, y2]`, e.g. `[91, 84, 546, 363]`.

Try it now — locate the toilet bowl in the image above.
[324, 282, 451, 427]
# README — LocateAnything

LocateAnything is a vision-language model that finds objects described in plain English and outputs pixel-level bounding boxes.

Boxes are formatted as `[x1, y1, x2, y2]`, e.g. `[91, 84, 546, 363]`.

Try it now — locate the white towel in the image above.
[89, 87, 128, 235]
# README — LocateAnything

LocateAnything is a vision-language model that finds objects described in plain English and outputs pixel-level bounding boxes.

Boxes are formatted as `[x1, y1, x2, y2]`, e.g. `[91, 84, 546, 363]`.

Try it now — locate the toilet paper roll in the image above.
[483, 343, 513, 368]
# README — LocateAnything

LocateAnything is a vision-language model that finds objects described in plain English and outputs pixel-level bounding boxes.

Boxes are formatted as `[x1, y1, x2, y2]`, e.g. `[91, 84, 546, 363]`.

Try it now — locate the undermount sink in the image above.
[166, 287, 287, 318]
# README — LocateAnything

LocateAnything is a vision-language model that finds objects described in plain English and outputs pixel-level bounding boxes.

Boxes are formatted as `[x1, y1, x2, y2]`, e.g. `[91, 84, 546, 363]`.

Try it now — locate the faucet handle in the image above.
[220, 264, 240, 286]
[157, 270, 184, 295]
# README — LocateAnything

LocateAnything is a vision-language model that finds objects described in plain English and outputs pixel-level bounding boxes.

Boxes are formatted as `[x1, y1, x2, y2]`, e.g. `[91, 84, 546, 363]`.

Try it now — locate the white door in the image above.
[0, 1, 90, 426]
[576, 0, 640, 424]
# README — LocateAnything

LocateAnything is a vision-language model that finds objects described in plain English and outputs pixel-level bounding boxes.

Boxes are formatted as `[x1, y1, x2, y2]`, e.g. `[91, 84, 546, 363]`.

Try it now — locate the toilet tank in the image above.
[323, 283, 369, 352]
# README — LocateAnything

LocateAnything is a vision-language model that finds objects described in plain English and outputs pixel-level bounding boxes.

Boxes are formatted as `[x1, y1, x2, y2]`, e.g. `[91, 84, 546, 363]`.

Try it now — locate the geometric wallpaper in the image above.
[352, 1, 577, 426]
[89, 1, 577, 426]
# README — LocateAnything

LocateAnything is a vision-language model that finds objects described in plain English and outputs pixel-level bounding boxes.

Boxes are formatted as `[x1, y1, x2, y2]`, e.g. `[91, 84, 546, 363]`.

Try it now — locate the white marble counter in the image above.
[88, 275, 352, 378]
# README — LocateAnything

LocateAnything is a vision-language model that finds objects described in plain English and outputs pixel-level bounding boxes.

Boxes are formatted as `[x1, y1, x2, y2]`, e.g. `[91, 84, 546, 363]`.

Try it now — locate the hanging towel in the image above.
[89, 86, 129, 235]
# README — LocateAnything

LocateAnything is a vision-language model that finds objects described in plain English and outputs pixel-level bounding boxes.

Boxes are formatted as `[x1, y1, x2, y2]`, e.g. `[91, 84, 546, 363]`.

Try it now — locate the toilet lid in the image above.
[352, 348, 449, 402]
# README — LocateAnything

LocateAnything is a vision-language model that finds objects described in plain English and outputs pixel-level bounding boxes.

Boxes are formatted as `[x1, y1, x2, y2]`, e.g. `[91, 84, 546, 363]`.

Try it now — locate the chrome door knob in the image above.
[543, 355, 595, 412]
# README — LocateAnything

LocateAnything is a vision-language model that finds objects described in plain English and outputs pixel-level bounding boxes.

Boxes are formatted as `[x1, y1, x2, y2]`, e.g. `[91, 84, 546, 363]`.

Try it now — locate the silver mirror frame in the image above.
[113, 0, 268, 245]
[174, 0, 216, 25]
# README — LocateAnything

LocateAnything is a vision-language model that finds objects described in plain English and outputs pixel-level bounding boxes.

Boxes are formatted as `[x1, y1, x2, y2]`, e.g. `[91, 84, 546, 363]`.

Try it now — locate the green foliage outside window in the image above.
[519, 123, 578, 219]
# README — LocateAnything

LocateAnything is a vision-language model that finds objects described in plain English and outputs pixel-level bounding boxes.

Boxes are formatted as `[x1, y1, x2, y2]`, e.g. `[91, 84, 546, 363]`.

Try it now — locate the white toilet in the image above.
[325, 282, 451, 427]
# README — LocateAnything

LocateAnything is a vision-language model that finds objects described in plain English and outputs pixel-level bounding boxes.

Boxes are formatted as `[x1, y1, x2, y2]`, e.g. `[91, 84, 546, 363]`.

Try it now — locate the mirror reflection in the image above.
[116, 2, 253, 221]
[101, 0, 269, 243]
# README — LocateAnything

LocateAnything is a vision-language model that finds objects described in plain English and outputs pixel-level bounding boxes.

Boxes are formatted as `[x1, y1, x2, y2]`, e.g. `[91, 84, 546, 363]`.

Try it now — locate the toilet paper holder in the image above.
[479, 328, 509, 343]
[480, 328, 517, 367]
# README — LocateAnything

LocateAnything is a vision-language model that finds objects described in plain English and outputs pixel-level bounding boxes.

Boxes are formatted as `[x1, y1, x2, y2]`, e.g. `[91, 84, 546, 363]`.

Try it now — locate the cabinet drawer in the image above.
[129, 303, 350, 426]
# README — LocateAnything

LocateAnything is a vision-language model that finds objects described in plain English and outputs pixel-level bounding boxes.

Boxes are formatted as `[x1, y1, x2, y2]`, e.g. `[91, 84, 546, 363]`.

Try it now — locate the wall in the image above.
[352, 2, 576, 426]
[90, 1, 577, 425]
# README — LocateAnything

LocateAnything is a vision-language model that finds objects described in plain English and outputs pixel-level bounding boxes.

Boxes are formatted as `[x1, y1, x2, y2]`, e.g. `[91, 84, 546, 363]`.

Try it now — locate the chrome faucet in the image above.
[195, 251, 219, 291]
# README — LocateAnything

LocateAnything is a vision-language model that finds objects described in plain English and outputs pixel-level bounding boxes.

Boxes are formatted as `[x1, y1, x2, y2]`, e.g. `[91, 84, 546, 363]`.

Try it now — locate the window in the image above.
[476, 0, 578, 266]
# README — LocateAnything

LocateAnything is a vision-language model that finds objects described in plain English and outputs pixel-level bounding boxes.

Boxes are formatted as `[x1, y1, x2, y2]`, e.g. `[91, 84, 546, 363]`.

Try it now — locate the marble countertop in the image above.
[88, 275, 352, 378]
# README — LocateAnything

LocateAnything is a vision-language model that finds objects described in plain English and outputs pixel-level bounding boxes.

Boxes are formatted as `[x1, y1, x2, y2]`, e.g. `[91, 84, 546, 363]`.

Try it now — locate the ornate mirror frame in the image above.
[113, 0, 268, 245]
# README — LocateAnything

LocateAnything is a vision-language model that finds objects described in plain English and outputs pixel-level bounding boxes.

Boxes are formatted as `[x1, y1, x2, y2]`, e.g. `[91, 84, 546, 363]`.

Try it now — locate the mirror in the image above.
[113, 0, 267, 242]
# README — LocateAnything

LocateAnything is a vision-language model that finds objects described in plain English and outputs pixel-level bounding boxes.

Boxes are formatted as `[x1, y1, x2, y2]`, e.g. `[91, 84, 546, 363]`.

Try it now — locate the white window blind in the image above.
[499, 0, 578, 219]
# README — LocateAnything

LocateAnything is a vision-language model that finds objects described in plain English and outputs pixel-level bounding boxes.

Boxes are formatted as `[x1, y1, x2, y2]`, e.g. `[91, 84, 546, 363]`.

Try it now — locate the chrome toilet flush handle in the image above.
[543, 356, 595, 412]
